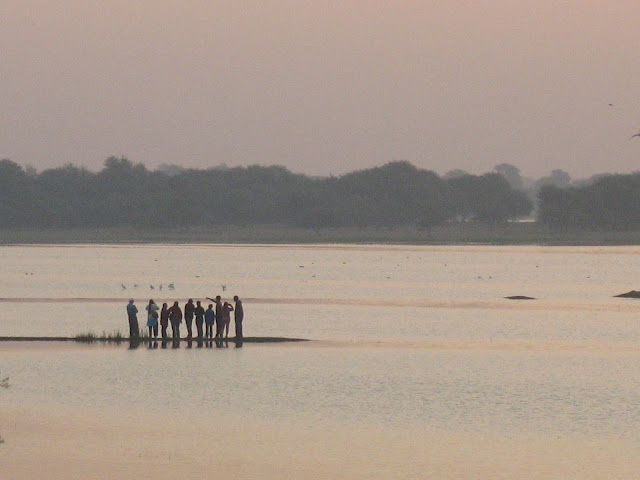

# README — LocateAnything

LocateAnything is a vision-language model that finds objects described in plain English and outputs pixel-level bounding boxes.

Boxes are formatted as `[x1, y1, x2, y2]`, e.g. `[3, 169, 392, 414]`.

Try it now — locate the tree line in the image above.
[0, 157, 533, 231]
[4, 156, 638, 231]
[537, 173, 640, 230]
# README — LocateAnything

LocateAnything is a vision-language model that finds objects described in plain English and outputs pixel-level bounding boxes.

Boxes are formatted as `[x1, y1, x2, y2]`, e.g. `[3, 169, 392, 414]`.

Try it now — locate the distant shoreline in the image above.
[3, 223, 640, 246]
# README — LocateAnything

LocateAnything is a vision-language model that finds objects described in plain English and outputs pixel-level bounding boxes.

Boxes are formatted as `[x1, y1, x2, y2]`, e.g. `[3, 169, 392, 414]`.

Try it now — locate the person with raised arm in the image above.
[221, 300, 234, 338]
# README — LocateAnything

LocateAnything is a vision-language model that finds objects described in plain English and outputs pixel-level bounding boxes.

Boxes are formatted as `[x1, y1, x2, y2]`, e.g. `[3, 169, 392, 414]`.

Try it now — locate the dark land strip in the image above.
[0, 336, 309, 343]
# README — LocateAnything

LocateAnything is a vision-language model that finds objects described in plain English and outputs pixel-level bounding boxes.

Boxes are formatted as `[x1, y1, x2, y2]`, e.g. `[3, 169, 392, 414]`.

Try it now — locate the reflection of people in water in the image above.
[194, 300, 205, 338]
[204, 304, 215, 339]
[222, 301, 234, 338]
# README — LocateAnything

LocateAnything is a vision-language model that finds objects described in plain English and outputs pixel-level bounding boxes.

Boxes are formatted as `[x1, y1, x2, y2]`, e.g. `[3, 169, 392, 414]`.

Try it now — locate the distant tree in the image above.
[494, 163, 524, 190]
[537, 173, 640, 230]
[535, 169, 572, 190]
[447, 172, 532, 224]
[417, 206, 448, 236]
[36, 164, 95, 226]
[94, 156, 154, 226]
[156, 163, 186, 176]
[537, 185, 574, 229]
[337, 161, 451, 227]
[0, 157, 545, 231]
[281, 189, 335, 234]
[471, 173, 532, 224]
[584, 174, 640, 229]
[0, 159, 37, 226]
[443, 169, 470, 179]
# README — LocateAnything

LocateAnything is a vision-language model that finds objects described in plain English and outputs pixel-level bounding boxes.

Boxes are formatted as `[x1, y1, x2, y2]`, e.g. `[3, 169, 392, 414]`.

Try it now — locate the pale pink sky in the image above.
[2, 1, 640, 178]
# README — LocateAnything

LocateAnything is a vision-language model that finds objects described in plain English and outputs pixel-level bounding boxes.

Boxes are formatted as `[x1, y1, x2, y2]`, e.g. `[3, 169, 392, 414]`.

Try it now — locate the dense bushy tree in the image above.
[0, 158, 535, 231]
[537, 173, 640, 230]
[446, 172, 533, 224]
[494, 163, 524, 190]
[0, 159, 37, 226]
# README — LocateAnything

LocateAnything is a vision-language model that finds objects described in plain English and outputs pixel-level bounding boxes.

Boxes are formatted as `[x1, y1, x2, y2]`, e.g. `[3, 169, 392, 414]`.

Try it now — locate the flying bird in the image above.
[630, 130, 640, 140]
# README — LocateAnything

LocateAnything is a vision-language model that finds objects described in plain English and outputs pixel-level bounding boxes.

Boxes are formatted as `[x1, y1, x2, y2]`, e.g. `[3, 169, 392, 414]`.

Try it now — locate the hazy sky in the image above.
[3, 1, 640, 178]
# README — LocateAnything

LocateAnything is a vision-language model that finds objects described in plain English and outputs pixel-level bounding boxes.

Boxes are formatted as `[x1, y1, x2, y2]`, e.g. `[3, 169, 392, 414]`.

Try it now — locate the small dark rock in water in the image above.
[505, 295, 536, 300]
[614, 290, 640, 298]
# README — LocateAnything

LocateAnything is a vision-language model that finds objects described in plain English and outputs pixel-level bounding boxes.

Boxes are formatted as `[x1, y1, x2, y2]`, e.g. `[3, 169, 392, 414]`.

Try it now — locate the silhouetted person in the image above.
[127, 299, 139, 338]
[204, 304, 215, 338]
[184, 299, 195, 338]
[168, 301, 182, 339]
[214, 295, 223, 338]
[160, 303, 170, 338]
[233, 295, 244, 338]
[194, 300, 205, 338]
[145, 299, 159, 338]
[222, 301, 234, 338]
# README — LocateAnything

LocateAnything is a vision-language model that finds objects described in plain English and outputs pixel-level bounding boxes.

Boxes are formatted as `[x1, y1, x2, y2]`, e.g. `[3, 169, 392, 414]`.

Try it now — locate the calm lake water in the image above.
[2, 244, 640, 478]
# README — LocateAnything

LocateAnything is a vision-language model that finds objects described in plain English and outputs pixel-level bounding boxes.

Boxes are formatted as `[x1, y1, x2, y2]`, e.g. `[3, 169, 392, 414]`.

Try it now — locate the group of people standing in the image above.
[127, 295, 244, 340]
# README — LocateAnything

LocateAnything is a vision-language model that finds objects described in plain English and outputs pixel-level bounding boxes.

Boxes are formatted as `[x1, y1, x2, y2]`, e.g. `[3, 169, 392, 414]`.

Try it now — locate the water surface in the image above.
[2, 244, 640, 478]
